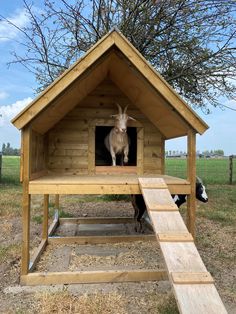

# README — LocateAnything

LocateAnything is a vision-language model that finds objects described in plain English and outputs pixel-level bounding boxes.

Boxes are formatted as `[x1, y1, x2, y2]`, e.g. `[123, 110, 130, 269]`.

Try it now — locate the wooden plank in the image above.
[149, 212, 189, 234]
[138, 177, 167, 189]
[173, 284, 228, 314]
[42, 195, 49, 240]
[142, 188, 178, 211]
[21, 127, 31, 276]
[171, 272, 214, 284]
[29, 239, 47, 272]
[48, 213, 59, 237]
[136, 127, 144, 175]
[59, 217, 135, 225]
[158, 233, 193, 242]
[95, 166, 137, 174]
[48, 234, 156, 245]
[160, 242, 207, 273]
[187, 130, 196, 238]
[20, 269, 168, 286]
[29, 184, 140, 195]
[88, 124, 95, 174]
[55, 195, 59, 209]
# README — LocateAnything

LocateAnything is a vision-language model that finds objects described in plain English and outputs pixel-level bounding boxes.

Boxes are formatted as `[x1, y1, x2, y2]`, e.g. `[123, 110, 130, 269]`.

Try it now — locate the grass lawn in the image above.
[1, 155, 236, 185]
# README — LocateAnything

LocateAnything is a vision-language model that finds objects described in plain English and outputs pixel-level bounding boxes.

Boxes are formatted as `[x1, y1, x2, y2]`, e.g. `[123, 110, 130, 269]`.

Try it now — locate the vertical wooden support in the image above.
[55, 194, 59, 209]
[21, 127, 31, 276]
[42, 195, 49, 240]
[161, 136, 165, 174]
[187, 130, 196, 238]
[137, 128, 144, 175]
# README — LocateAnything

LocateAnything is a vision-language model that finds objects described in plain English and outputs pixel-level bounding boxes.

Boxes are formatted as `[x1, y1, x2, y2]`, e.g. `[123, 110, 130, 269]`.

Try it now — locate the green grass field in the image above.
[1, 156, 235, 185]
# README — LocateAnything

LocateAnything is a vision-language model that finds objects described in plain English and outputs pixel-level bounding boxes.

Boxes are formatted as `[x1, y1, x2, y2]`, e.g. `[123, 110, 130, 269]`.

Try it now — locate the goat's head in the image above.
[196, 176, 208, 203]
[111, 103, 135, 133]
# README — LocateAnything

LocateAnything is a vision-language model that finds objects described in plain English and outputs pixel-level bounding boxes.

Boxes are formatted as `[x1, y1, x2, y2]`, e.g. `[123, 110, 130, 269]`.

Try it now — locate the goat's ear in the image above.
[110, 114, 118, 118]
[128, 116, 136, 121]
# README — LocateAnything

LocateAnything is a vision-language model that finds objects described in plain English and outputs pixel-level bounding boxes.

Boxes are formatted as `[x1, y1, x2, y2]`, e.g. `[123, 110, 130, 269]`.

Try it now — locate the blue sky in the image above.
[0, 2, 236, 155]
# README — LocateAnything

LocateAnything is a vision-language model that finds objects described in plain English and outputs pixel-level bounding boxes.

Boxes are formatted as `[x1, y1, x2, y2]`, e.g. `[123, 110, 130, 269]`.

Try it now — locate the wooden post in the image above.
[42, 195, 49, 239]
[0, 152, 2, 182]
[187, 130, 196, 238]
[229, 155, 233, 185]
[21, 127, 31, 276]
[55, 194, 59, 209]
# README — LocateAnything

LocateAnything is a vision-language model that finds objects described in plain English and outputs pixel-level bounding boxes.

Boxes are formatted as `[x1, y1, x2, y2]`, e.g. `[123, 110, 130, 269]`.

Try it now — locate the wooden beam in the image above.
[48, 212, 59, 237]
[187, 130, 196, 238]
[20, 269, 168, 285]
[29, 239, 47, 273]
[158, 233, 194, 242]
[21, 127, 31, 276]
[55, 194, 59, 209]
[42, 195, 49, 240]
[48, 234, 156, 245]
[171, 272, 214, 284]
[59, 217, 135, 225]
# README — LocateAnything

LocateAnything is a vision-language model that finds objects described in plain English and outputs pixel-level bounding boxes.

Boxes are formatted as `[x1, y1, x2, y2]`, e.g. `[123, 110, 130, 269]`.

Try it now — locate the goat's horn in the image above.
[115, 103, 122, 114]
[124, 105, 129, 113]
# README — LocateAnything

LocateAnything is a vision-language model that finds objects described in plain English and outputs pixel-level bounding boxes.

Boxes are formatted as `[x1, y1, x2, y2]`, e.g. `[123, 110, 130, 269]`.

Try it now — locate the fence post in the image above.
[229, 155, 233, 184]
[0, 152, 2, 182]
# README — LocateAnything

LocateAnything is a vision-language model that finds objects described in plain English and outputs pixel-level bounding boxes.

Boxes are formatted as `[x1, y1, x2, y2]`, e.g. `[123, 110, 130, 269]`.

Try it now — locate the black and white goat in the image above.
[104, 103, 135, 166]
[131, 177, 208, 233]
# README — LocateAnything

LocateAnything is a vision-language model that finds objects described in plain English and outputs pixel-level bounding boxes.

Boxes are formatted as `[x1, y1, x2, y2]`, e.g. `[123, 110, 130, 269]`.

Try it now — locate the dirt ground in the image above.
[0, 195, 235, 313]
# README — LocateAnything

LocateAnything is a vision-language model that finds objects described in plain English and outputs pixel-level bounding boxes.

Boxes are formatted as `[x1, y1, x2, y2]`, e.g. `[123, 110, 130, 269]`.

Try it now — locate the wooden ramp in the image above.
[139, 178, 227, 314]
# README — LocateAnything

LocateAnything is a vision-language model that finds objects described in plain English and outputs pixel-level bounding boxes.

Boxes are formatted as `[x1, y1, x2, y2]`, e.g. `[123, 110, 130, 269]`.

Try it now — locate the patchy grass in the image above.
[0, 185, 22, 217]
[0, 243, 21, 263]
[197, 185, 236, 226]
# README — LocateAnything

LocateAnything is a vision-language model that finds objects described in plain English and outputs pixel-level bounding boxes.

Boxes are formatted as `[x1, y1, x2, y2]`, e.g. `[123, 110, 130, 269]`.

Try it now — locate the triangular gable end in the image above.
[11, 29, 208, 138]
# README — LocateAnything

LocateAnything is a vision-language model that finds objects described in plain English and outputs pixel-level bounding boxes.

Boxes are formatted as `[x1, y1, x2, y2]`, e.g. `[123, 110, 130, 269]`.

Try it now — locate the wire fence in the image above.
[0, 155, 235, 185]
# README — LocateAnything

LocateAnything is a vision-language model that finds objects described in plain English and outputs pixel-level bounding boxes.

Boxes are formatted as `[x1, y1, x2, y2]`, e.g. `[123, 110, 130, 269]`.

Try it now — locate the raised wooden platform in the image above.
[29, 174, 190, 195]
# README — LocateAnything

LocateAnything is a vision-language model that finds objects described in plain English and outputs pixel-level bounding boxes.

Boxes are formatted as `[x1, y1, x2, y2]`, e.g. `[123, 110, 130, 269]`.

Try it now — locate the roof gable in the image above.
[12, 29, 208, 138]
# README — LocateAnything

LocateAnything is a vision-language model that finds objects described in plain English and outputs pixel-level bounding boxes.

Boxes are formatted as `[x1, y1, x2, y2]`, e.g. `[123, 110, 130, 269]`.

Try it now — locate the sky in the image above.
[0, 2, 236, 156]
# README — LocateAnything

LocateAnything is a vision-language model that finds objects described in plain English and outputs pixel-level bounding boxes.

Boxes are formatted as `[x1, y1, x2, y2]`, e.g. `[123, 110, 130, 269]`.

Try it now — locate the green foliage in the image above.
[4, 0, 236, 111]
[1, 143, 20, 156]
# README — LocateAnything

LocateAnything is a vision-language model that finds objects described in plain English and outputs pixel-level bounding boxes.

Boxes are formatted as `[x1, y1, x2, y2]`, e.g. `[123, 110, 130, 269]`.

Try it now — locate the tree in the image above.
[2, 0, 236, 112]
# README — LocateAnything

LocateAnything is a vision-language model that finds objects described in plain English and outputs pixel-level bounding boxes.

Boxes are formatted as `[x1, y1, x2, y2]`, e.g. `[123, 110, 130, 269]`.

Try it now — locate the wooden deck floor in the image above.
[29, 174, 190, 195]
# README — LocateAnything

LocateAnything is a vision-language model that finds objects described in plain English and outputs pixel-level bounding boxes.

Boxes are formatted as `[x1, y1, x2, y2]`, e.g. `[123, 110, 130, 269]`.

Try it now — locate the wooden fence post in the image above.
[229, 155, 233, 184]
[0, 152, 2, 182]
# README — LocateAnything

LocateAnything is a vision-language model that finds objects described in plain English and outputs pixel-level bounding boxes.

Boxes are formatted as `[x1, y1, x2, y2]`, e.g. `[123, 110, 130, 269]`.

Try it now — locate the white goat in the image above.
[104, 103, 135, 166]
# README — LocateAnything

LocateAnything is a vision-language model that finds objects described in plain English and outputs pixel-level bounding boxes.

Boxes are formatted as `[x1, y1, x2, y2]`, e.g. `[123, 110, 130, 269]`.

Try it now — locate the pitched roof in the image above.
[12, 29, 208, 139]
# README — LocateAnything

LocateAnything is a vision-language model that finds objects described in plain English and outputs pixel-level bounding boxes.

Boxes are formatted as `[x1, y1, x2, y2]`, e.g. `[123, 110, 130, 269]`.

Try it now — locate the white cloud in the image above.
[0, 9, 30, 42]
[0, 91, 9, 100]
[0, 97, 32, 127]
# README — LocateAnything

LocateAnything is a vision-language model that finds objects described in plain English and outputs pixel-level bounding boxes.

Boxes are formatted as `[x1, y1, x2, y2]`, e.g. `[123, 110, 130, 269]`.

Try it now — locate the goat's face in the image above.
[196, 181, 208, 203]
[112, 103, 135, 133]
[114, 113, 129, 133]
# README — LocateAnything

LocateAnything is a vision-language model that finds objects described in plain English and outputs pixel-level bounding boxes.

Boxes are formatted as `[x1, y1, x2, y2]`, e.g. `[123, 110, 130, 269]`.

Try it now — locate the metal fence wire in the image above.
[0, 155, 235, 185]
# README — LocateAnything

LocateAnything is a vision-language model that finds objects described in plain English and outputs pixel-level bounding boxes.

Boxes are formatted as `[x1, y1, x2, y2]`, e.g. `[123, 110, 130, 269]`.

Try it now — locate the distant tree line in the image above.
[166, 149, 225, 157]
[1, 143, 20, 156]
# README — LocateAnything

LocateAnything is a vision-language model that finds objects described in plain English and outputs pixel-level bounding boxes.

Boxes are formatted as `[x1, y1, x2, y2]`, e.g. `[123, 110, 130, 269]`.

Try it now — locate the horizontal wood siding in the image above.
[31, 130, 47, 176]
[47, 79, 163, 175]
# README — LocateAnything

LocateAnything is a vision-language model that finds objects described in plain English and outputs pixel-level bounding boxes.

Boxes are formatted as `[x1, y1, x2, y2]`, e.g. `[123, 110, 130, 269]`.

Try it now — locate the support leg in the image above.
[42, 194, 49, 240]
[21, 192, 31, 275]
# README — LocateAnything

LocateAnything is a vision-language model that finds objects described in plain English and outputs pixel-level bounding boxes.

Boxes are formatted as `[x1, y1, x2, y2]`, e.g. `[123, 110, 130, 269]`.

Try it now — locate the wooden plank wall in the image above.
[47, 79, 164, 175]
[30, 130, 47, 177]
